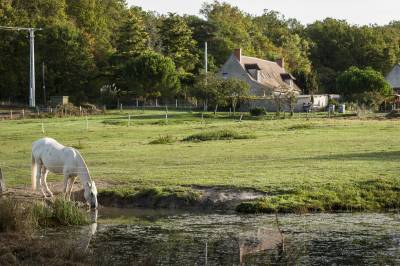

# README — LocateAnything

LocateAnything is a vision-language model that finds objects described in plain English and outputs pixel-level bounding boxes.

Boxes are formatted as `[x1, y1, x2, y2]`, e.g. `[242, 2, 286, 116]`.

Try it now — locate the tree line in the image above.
[0, 0, 399, 107]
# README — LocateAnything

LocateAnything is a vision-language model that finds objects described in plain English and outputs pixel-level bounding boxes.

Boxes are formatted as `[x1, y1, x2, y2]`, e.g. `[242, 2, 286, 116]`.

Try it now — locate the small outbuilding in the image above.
[385, 64, 400, 94]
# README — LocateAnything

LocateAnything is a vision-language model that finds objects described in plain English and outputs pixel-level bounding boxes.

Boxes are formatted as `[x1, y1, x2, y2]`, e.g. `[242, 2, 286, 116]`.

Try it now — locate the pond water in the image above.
[53, 208, 400, 265]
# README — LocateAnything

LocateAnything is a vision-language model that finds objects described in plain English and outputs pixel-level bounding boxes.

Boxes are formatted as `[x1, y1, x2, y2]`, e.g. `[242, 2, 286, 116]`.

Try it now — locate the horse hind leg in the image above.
[35, 161, 42, 192]
[41, 167, 53, 197]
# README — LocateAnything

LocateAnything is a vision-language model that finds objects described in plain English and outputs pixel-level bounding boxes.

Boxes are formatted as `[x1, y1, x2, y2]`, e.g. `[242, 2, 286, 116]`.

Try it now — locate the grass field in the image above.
[1, 110, 399, 212]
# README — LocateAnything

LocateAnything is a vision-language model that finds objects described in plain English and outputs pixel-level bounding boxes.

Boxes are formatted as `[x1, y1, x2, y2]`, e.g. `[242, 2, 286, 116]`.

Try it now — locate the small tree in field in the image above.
[192, 72, 222, 111]
[221, 78, 250, 115]
[285, 90, 298, 117]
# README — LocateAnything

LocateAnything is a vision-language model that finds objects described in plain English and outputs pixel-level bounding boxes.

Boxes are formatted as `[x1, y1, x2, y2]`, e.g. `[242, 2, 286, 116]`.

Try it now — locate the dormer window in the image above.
[245, 64, 261, 81]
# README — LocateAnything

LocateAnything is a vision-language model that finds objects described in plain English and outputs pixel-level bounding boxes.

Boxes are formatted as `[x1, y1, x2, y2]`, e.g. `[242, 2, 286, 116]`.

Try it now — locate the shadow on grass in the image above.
[312, 151, 400, 161]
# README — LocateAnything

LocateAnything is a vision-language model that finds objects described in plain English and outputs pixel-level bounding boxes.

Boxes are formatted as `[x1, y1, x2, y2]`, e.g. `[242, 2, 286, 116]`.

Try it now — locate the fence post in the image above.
[120, 103, 123, 112]
[86, 115, 89, 131]
[41, 121, 45, 134]
[136, 99, 139, 108]
[10, 110, 12, 120]
[128, 114, 131, 126]
[0, 168, 5, 193]
[22, 109, 25, 119]
[175, 99, 178, 108]
[165, 105, 168, 124]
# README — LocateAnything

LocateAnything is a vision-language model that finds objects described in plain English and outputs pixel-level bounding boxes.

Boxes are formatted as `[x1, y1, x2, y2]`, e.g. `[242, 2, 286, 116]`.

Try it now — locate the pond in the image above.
[50, 208, 400, 265]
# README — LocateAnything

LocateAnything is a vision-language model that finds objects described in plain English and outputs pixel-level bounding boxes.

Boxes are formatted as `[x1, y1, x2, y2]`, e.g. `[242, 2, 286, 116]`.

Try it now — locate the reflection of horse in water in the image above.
[238, 228, 283, 264]
[78, 209, 98, 252]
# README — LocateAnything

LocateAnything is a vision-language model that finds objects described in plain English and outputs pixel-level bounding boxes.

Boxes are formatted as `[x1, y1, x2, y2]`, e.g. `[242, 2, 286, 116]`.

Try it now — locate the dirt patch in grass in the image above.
[183, 129, 255, 142]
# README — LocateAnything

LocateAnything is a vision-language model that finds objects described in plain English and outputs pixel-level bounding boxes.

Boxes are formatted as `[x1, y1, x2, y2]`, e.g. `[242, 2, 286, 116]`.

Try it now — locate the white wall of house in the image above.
[243, 95, 330, 112]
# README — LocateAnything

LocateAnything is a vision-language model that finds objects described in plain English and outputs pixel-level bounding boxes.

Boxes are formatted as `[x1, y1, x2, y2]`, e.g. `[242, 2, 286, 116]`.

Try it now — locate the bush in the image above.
[149, 135, 175, 144]
[249, 108, 266, 117]
[183, 129, 255, 142]
[386, 109, 400, 119]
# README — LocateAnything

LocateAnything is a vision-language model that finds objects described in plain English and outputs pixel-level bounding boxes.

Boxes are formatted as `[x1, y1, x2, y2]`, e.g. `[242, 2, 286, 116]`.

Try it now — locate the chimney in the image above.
[234, 48, 242, 62]
[276, 58, 285, 70]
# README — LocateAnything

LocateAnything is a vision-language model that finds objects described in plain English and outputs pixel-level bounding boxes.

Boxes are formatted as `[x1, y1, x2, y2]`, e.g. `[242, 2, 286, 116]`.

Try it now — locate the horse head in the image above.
[84, 181, 98, 209]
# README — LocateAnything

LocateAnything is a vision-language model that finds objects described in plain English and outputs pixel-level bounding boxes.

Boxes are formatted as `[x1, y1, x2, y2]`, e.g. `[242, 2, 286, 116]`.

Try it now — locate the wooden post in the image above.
[175, 99, 178, 108]
[22, 109, 25, 119]
[136, 99, 139, 108]
[86, 115, 89, 131]
[41, 121, 45, 134]
[239, 114, 243, 122]
[10, 110, 12, 119]
[128, 114, 131, 126]
[0, 168, 5, 193]
[165, 106, 168, 123]
[120, 103, 123, 111]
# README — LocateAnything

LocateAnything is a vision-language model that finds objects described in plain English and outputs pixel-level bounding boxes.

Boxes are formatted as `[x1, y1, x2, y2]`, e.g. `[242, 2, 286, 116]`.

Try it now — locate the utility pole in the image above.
[42, 61, 46, 106]
[204, 41, 208, 111]
[205, 41, 208, 74]
[0, 26, 42, 108]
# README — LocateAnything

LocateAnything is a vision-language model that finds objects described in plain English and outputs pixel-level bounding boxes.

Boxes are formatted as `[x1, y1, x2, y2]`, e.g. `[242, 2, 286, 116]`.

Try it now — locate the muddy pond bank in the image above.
[97, 186, 267, 212]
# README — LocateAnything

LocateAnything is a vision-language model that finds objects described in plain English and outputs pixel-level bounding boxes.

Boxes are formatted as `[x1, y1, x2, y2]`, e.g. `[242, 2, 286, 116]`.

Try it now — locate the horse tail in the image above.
[31, 153, 37, 190]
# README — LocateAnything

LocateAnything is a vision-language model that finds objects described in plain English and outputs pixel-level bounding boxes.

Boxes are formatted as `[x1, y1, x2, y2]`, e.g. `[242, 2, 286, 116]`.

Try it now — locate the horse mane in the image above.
[72, 148, 93, 184]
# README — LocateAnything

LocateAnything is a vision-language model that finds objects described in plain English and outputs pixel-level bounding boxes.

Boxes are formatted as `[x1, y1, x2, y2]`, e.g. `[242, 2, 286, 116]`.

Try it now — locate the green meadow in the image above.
[1, 110, 399, 212]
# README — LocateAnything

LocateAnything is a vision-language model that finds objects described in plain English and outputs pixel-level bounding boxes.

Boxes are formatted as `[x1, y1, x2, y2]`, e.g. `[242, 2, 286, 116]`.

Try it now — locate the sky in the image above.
[127, 0, 400, 26]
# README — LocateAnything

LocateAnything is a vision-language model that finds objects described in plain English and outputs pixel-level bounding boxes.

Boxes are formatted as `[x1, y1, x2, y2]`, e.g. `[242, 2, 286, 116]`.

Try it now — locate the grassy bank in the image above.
[0, 197, 90, 264]
[0, 197, 88, 234]
[1, 110, 400, 212]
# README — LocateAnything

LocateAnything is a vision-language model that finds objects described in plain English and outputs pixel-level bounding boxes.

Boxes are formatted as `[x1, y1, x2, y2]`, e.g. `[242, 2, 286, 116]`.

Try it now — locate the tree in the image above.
[114, 8, 149, 60]
[159, 13, 198, 72]
[122, 51, 180, 102]
[191, 72, 222, 111]
[336, 66, 392, 109]
[220, 78, 250, 115]
[285, 90, 299, 116]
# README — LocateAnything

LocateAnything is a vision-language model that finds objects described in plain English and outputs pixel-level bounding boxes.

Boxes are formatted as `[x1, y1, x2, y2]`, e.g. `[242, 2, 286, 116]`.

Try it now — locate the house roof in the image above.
[239, 55, 301, 92]
[386, 64, 400, 89]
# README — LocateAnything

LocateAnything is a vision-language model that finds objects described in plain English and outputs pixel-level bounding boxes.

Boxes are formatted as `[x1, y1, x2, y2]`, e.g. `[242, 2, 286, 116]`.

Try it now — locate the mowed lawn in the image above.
[1, 110, 399, 211]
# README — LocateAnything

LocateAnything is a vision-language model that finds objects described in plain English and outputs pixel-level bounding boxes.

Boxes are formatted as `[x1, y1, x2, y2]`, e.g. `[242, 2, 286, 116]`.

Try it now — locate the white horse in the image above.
[31, 137, 98, 209]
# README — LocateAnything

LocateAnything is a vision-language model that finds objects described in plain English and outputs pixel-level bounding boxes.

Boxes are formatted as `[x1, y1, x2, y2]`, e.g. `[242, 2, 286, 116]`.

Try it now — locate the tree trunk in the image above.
[214, 104, 218, 115]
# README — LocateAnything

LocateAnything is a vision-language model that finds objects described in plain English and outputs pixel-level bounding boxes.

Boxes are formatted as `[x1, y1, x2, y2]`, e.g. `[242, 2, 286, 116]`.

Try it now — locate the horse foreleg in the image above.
[41, 167, 53, 197]
[63, 176, 69, 200]
[67, 176, 77, 201]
